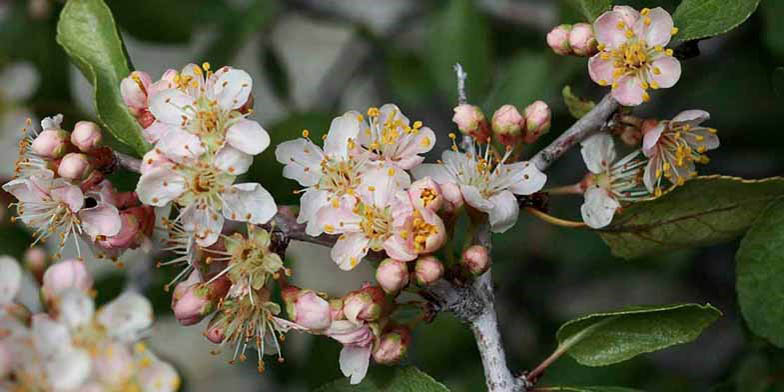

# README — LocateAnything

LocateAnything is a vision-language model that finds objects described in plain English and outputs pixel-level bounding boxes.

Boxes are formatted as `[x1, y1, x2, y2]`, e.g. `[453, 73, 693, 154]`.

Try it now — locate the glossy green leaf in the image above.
[314, 366, 449, 392]
[566, 0, 612, 21]
[556, 303, 721, 366]
[598, 176, 784, 259]
[562, 85, 595, 119]
[426, 0, 492, 102]
[673, 0, 761, 42]
[56, 0, 150, 157]
[737, 198, 784, 347]
[538, 387, 641, 392]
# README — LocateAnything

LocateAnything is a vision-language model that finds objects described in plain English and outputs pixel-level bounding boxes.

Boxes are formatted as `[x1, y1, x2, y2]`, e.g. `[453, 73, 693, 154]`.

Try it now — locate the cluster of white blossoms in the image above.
[0, 257, 179, 391]
[123, 63, 277, 248]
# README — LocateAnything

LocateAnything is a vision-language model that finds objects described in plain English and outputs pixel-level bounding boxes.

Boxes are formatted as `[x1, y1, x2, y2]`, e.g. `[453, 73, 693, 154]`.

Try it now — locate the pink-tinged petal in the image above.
[97, 291, 153, 341]
[331, 233, 370, 271]
[594, 11, 630, 50]
[179, 63, 204, 95]
[507, 162, 547, 195]
[640, 7, 674, 47]
[588, 55, 615, 86]
[487, 191, 519, 233]
[648, 55, 681, 89]
[45, 349, 91, 391]
[140, 149, 174, 174]
[50, 182, 85, 212]
[340, 344, 372, 385]
[211, 68, 252, 110]
[683, 127, 720, 151]
[276, 139, 324, 187]
[642, 123, 665, 157]
[298, 189, 329, 236]
[79, 204, 122, 239]
[315, 196, 361, 234]
[643, 155, 660, 193]
[136, 168, 186, 207]
[0, 257, 21, 305]
[221, 183, 277, 225]
[411, 163, 455, 184]
[383, 235, 417, 262]
[156, 128, 205, 162]
[324, 112, 361, 159]
[581, 187, 620, 229]
[149, 89, 195, 125]
[358, 165, 411, 208]
[214, 145, 253, 175]
[378, 104, 410, 127]
[226, 119, 270, 155]
[32, 314, 72, 355]
[393, 155, 425, 171]
[180, 204, 224, 247]
[612, 75, 645, 106]
[2, 178, 45, 203]
[612, 5, 640, 27]
[580, 133, 616, 174]
[142, 121, 170, 144]
[460, 185, 494, 212]
[671, 109, 710, 128]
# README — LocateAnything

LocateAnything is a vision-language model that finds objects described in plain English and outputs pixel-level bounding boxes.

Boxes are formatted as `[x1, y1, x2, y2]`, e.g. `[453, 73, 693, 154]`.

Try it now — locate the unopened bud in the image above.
[461, 245, 491, 276]
[523, 101, 551, 144]
[205, 313, 226, 344]
[568, 23, 598, 56]
[283, 286, 332, 331]
[547, 24, 572, 56]
[41, 260, 92, 302]
[120, 71, 151, 115]
[440, 182, 464, 210]
[414, 256, 444, 286]
[343, 285, 385, 324]
[31, 130, 69, 159]
[24, 247, 48, 284]
[329, 298, 345, 321]
[172, 274, 229, 326]
[57, 153, 92, 180]
[373, 326, 412, 365]
[375, 258, 410, 295]
[70, 121, 102, 152]
[492, 104, 524, 146]
[452, 104, 489, 139]
[409, 177, 443, 212]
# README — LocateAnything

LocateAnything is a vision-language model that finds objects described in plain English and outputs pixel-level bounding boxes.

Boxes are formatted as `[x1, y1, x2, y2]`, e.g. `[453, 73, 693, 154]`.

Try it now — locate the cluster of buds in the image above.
[0, 256, 179, 391]
[453, 101, 551, 148]
[3, 115, 155, 259]
[547, 23, 598, 57]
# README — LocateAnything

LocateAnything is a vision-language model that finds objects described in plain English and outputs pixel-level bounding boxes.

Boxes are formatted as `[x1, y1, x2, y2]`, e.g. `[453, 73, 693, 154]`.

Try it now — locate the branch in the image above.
[114, 151, 142, 173]
[529, 94, 619, 172]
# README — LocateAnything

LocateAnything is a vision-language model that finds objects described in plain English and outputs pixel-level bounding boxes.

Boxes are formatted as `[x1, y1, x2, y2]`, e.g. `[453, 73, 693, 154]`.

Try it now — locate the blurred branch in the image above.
[114, 151, 141, 173]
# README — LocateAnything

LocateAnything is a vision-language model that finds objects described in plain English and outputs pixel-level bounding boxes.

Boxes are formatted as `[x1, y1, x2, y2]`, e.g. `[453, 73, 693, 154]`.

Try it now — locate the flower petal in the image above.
[97, 291, 153, 341]
[79, 203, 122, 239]
[580, 133, 616, 174]
[46, 349, 91, 391]
[383, 234, 417, 262]
[613, 5, 641, 27]
[210, 68, 252, 110]
[214, 145, 253, 175]
[324, 112, 361, 159]
[142, 121, 170, 144]
[487, 190, 520, 233]
[643, 155, 660, 193]
[57, 288, 95, 329]
[671, 109, 710, 128]
[136, 167, 186, 207]
[411, 163, 455, 184]
[594, 10, 630, 50]
[226, 119, 270, 155]
[298, 189, 329, 236]
[50, 181, 85, 212]
[156, 128, 205, 162]
[0, 257, 21, 305]
[648, 55, 681, 89]
[683, 127, 720, 151]
[581, 187, 620, 229]
[588, 55, 615, 86]
[460, 184, 494, 212]
[508, 162, 547, 195]
[275, 139, 324, 187]
[339, 344, 372, 385]
[331, 233, 370, 271]
[640, 7, 674, 48]
[149, 89, 195, 125]
[642, 123, 665, 157]
[358, 165, 410, 208]
[221, 183, 277, 225]
[180, 203, 224, 247]
[612, 75, 645, 106]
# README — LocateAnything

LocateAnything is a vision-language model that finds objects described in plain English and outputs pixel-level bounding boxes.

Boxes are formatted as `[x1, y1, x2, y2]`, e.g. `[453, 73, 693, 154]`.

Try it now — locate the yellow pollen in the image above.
[644, 17, 651, 26]
[387, 168, 395, 176]
[413, 120, 423, 129]
[202, 62, 211, 70]
[357, 114, 364, 122]
[324, 224, 335, 233]
[367, 107, 380, 117]
[616, 21, 625, 30]
[665, 49, 674, 56]
[448, 133, 456, 140]
[641, 8, 650, 16]
[302, 129, 310, 138]
[420, 137, 431, 147]
[671, 27, 679, 36]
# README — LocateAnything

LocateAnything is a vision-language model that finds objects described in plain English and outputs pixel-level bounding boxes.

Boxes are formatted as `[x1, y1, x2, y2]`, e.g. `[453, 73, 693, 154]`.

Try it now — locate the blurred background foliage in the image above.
[0, 0, 783, 391]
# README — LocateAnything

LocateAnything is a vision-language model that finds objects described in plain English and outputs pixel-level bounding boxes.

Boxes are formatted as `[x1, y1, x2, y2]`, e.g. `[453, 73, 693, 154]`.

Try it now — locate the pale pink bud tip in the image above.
[172, 284, 212, 326]
[409, 177, 443, 212]
[343, 286, 385, 324]
[293, 290, 332, 331]
[547, 24, 572, 56]
[373, 326, 412, 365]
[452, 104, 486, 136]
[462, 245, 491, 276]
[414, 256, 444, 286]
[568, 23, 598, 57]
[491, 104, 524, 145]
[523, 101, 552, 144]
[376, 258, 410, 295]
[120, 71, 151, 115]
[41, 260, 93, 301]
[31, 129, 68, 159]
[24, 247, 48, 283]
[58, 153, 92, 180]
[70, 121, 103, 152]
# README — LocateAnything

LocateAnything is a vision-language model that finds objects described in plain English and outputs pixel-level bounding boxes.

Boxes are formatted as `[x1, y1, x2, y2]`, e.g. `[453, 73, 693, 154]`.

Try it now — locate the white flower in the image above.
[0, 256, 21, 306]
[579, 133, 649, 228]
[412, 143, 546, 233]
[358, 104, 436, 170]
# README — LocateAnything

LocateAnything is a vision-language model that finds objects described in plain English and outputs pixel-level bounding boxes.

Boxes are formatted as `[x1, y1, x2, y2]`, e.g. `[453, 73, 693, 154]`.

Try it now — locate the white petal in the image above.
[411, 163, 455, 184]
[331, 233, 369, 271]
[210, 68, 252, 110]
[56, 288, 95, 329]
[339, 345, 372, 385]
[149, 89, 195, 125]
[155, 128, 205, 162]
[79, 203, 122, 239]
[643, 156, 659, 193]
[214, 145, 253, 175]
[324, 112, 361, 159]
[142, 121, 170, 144]
[50, 181, 85, 213]
[137, 358, 181, 392]
[581, 133, 616, 174]
[642, 123, 665, 158]
[136, 167, 186, 206]
[581, 187, 620, 229]
[487, 191, 520, 233]
[0, 257, 21, 304]
[358, 165, 410, 208]
[671, 109, 710, 128]
[508, 162, 547, 195]
[226, 119, 269, 155]
[180, 204, 224, 247]
[460, 185, 494, 212]
[221, 183, 277, 225]
[298, 189, 329, 236]
[46, 349, 91, 391]
[97, 291, 153, 341]
[276, 139, 324, 187]
[2, 178, 44, 204]
[32, 315, 71, 356]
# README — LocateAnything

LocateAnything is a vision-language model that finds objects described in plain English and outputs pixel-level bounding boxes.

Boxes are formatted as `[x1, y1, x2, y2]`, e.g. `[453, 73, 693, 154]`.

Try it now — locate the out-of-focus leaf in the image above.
[314, 366, 449, 392]
[773, 67, 784, 98]
[107, 0, 201, 43]
[202, 0, 278, 67]
[56, 0, 150, 157]
[598, 176, 784, 259]
[566, 0, 611, 21]
[385, 49, 438, 108]
[538, 387, 642, 392]
[563, 86, 595, 119]
[673, 0, 761, 43]
[484, 52, 580, 111]
[762, 1, 784, 59]
[262, 44, 291, 105]
[426, 0, 492, 102]
[737, 198, 784, 348]
[556, 303, 720, 366]
[733, 354, 773, 392]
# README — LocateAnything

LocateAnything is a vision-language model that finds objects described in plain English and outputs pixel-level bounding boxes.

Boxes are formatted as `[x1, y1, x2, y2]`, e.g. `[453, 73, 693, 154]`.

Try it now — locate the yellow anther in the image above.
[367, 107, 380, 117]
[641, 8, 650, 16]
[616, 21, 625, 30]
[367, 185, 376, 191]
[671, 27, 679, 36]
[387, 168, 396, 176]
[665, 49, 674, 56]
[625, 29, 634, 38]
[650, 81, 660, 89]
[357, 114, 364, 122]
[202, 62, 211, 70]
[598, 79, 608, 86]
[331, 198, 339, 208]
[597, 43, 606, 51]
[644, 17, 651, 26]
[653, 67, 661, 75]
[302, 129, 310, 138]
[324, 224, 335, 233]
[420, 137, 431, 147]
[448, 133, 457, 140]
[655, 45, 664, 52]
[612, 81, 619, 89]
[600, 53, 611, 61]
[642, 91, 650, 102]
[708, 128, 717, 134]
[641, 81, 649, 90]
[413, 120, 423, 129]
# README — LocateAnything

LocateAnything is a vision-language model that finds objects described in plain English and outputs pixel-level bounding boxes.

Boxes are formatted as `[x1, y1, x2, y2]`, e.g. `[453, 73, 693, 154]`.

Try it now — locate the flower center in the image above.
[419, 188, 438, 208]
[410, 211, 437, 252]
[357, 203, 391, 245]
[319, 159, 361, 196]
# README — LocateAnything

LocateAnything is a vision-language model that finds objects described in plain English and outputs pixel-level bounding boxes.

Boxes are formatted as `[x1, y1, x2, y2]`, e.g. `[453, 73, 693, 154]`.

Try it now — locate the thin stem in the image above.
[544, 184, 583, 196]
[525, 207, 586, 229]
[114, 151, 142, 173]
[454, 63, 468, 105]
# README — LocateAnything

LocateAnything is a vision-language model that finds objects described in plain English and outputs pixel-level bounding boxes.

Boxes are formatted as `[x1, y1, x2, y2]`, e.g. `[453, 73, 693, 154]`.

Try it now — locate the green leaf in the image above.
[202, 0, 278, 68]
[598, 176, 784, 259]
[556, 303, 721, 366]
[314, 366, 449, 392]
[773, 67, 784, 98]
[761, 0, 784, 60]
[566, 0, 612, 21]
[672, 0, 761, 42]
[737, 198, 784, 348]
[426, 0, 492, 102]
[562, 85, 596, 119]
[262, 44, 291, 105]
[484, 52, 579, 111]
[538, 387, 642, 392]
[56, 0, 150, 157]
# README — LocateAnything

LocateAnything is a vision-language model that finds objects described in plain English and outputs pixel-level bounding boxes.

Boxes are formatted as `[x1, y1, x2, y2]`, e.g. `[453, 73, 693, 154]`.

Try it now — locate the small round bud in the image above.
[41, 260, 93, 302]
[523, 101, 552, 144]
[120, 71, 151, 115]
[408, 177, 443, 212]
[414, 256, 444, 286]
[342, 285, 385, 325]
[547, 24, 573, 56]
[452, 104, 488, 139]
[283, 287, 332, 331]
[440, 182, 464, 210]
[375, 258, 410, 295]
[373, 326, 412, 365]
[24, 247, 48, 284]
[205, 314, 226, 344]
[70, 121, 102, 152]
[57, 153, 92, 180]
[461, 245, 491, 276]
[31, 129, 69, 159]
[568, 23, 598, 57]
[491, 104, 524, 146]
[172, 284, 212, 326]
[329, 298, 345, 321]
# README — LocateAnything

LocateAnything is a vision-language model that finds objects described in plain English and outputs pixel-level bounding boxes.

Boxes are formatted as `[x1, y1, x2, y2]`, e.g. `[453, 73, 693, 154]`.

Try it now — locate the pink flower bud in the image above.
[491, 104, 524, 146]
[375, 258, 409, 295]
[41, 260, 92, 301]
[283, 286, 332, 331]
[120, 71, 151, 115]
[372, 326, 412, 365]
[97, 212, 139, 250]
[568, 23, 598, 57]
[330, 298, 345, 321]
[462, 245, 491, 276]
[440, 182, 464, 210]
[523, 101, 551, 144]
[24, 247, 48, 284]
[205, 314, 226, 344]
[343, 285, 385, 325]
[172, 284, 212, 326]
[452, 104, 488, 139]
[414, 256, 444, 286]
[31, 129, 69, 159]
[409, 177, 443, 212]
[70, 121, 103, 152]
[57, 153, 92, 180]
[547, 24, 573, 56]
